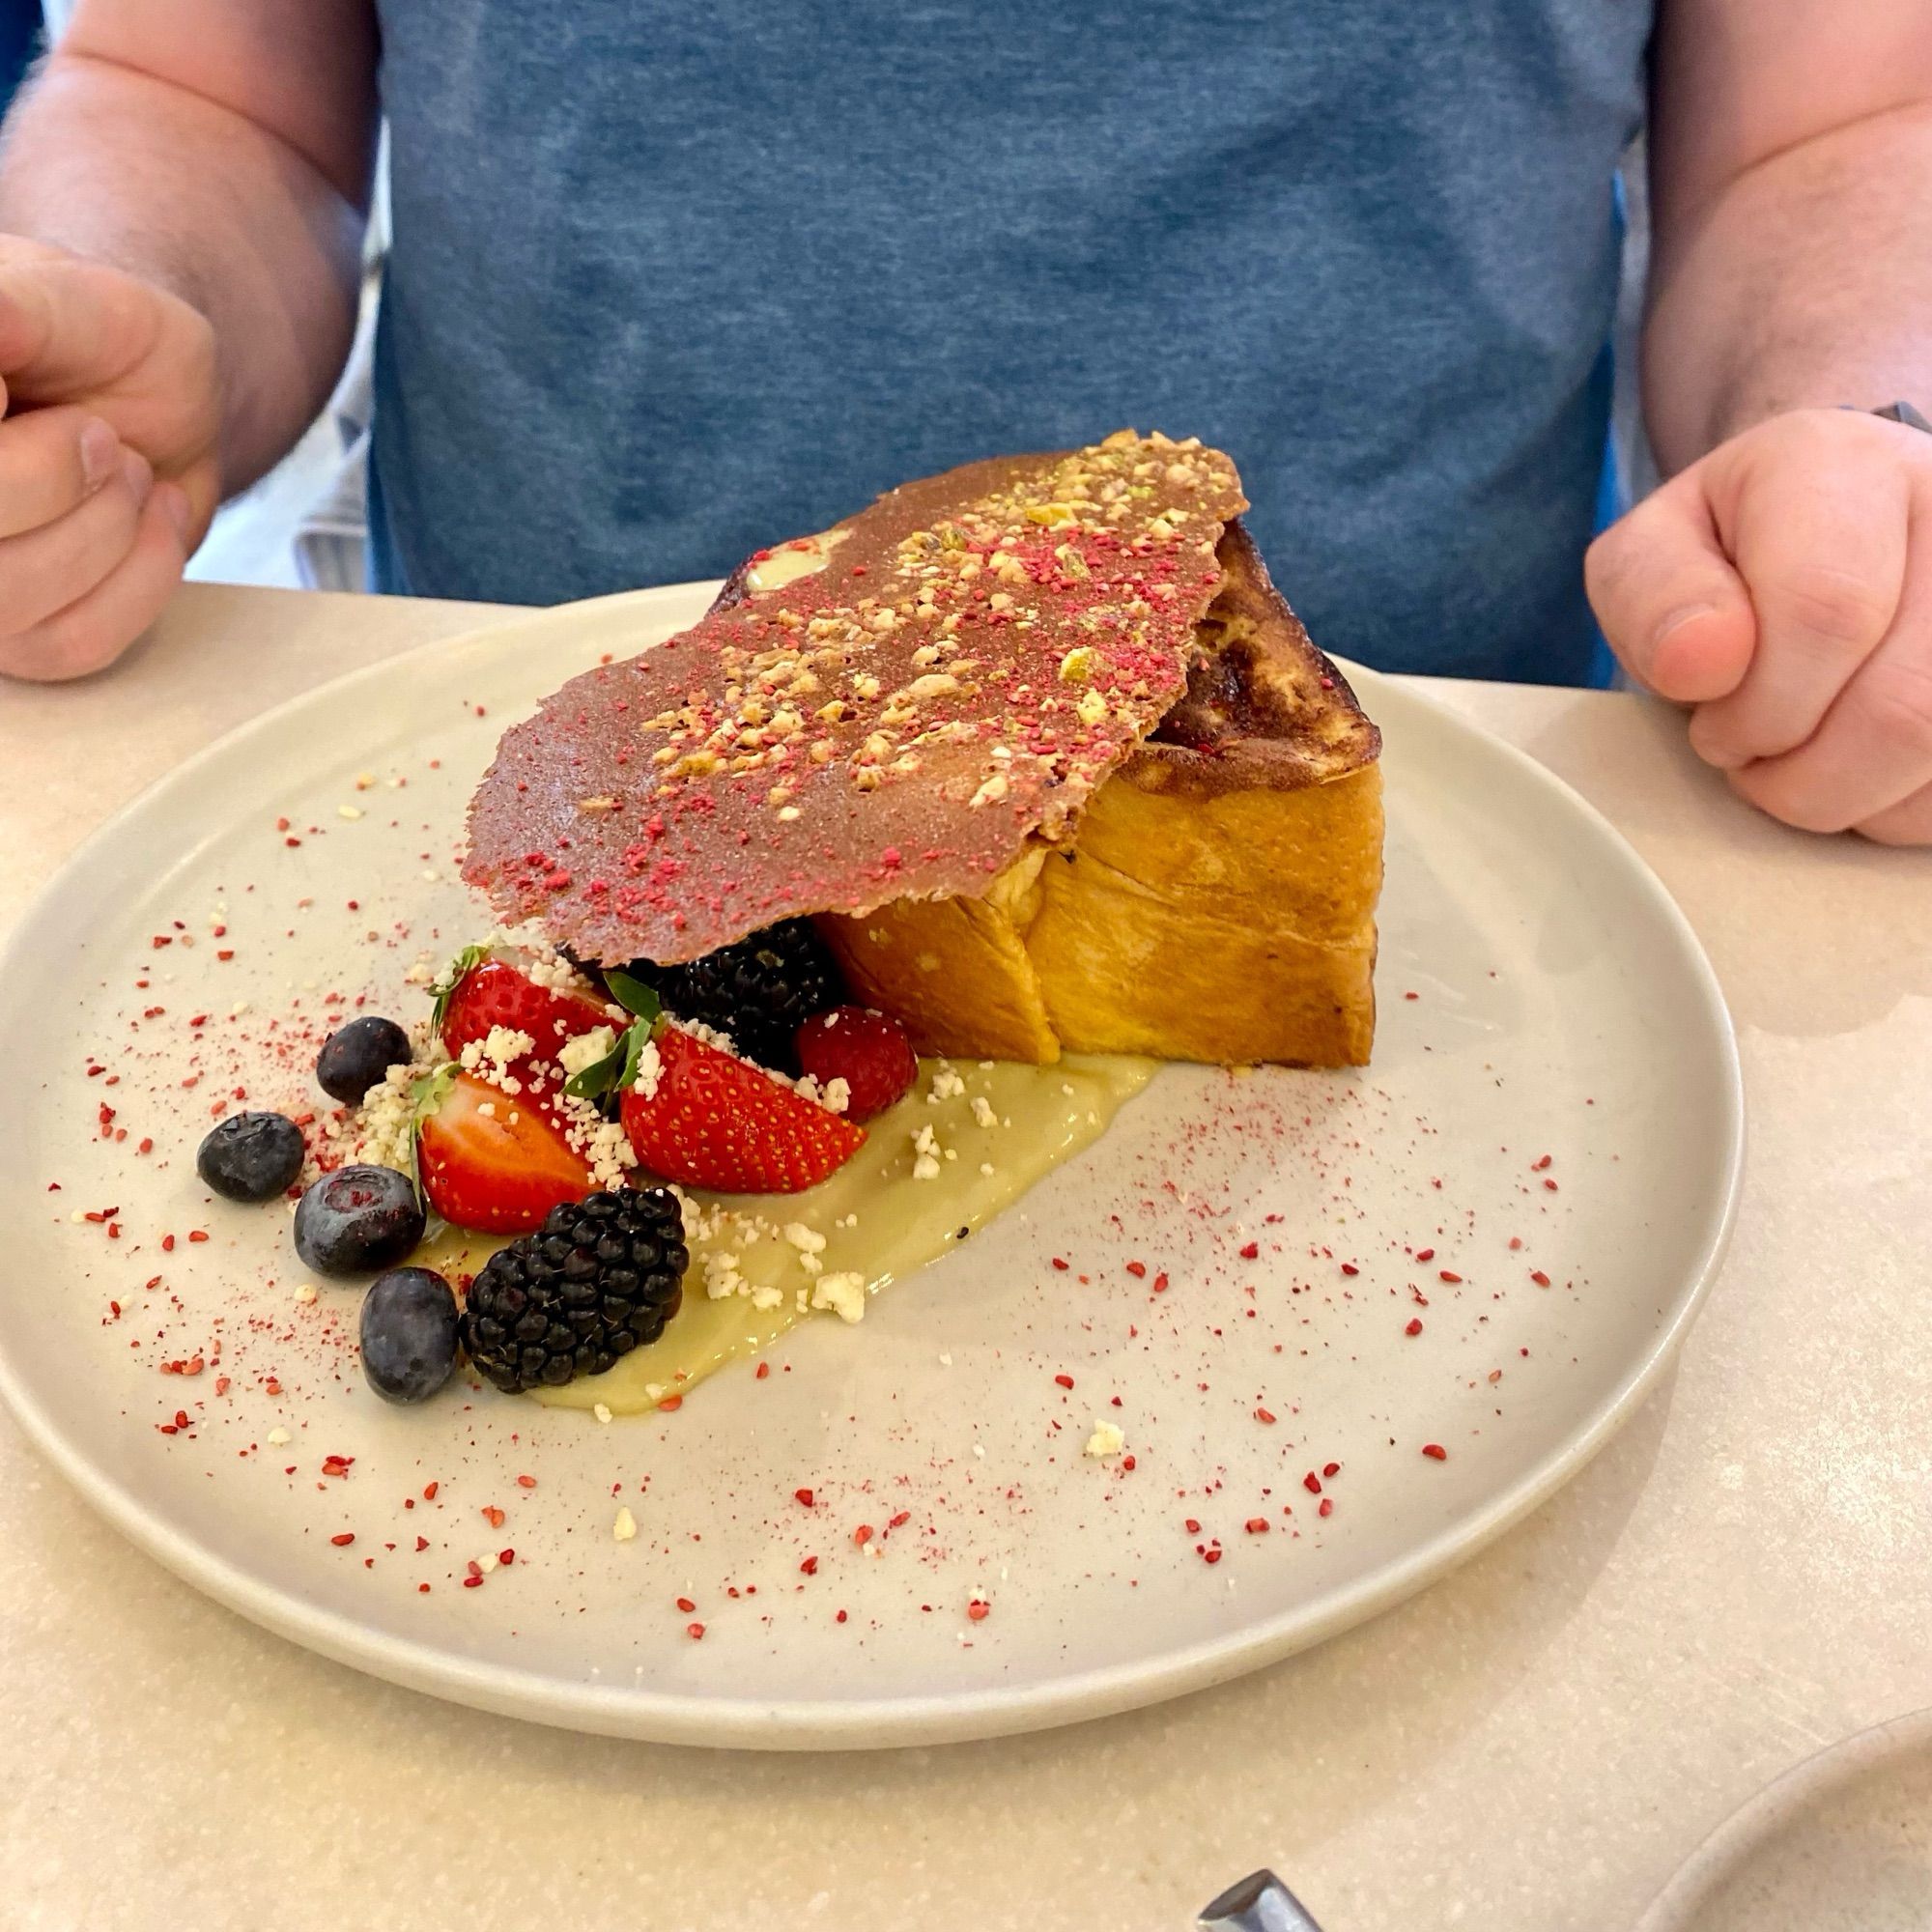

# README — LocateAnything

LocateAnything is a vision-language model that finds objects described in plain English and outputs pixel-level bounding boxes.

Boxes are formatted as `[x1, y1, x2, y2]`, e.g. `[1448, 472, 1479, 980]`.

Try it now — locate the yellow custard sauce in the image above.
[422, 1056, 1152, 1415]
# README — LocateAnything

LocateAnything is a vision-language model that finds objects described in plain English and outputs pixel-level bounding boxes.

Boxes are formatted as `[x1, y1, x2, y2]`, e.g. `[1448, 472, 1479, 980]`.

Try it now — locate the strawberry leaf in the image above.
[603, 969, 663, 1025]
[410, 1061, 459, 1122]
[563, 1022, 635, 1103]
[429, 943, 492, 1033]
[564, 1012, 660, 1103]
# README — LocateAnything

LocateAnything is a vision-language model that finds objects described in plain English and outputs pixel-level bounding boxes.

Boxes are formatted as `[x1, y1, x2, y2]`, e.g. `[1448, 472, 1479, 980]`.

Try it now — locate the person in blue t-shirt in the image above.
[1, 2, 1930, 845]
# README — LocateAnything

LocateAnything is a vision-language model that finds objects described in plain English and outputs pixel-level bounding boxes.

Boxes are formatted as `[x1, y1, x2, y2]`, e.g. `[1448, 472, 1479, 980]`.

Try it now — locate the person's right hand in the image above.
[0, 237, 220, 681]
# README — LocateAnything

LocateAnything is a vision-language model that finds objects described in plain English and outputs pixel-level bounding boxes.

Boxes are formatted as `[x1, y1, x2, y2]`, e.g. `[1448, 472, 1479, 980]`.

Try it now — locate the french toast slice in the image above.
[818, 523, 1382, 1065]
[464, 434, 1382, 1068]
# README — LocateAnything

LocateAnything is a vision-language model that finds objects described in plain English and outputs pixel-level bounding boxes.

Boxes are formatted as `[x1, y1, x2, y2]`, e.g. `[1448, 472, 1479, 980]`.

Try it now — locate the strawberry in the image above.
[434, 950, 614, 1099]
[620, 1025, 866, 1194]
[415, 1067, 595, 1233]
[794, 1006, 918, 1122]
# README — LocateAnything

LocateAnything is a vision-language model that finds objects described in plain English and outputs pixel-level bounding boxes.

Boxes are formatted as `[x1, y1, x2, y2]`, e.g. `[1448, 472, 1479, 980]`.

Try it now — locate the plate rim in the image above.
[0, 582, 1746, 1749]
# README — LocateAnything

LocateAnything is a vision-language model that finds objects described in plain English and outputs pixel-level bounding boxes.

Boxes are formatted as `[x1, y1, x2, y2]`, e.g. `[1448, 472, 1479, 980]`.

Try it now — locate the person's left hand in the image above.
[1586, 406, 1932, 844]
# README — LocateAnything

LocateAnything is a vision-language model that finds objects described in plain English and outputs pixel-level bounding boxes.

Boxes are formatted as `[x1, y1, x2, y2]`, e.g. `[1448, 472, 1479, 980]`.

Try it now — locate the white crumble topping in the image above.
[612, 1506, 639, 1542]
[553, 1087, 640, 1190]
[1085, 1421, 1125, 1460]
[752, 1284, 786, 1312]
[630, 1035, 664, 1102]
[403, 952, 438, 987]
[457, 1025, 534, 1090]
[783, 1222, 828, 1255]
[593, 1403, 613, 1425]
[970, 1095, 999, 1128]
[810, 1271, 867, 1323]
[822, 1076, 851, 1115]
[927, 1064, 966, 1103]
[295, 1283, 319, 1305]
[267, 1426, 291, 1447]
[980, 1162, 996, 1177]
[703, 1252, 746, 1301]
[911, 1122, 946, 1181]
[557, 1025, 616, 1078]
[496, 923, 605, 1003]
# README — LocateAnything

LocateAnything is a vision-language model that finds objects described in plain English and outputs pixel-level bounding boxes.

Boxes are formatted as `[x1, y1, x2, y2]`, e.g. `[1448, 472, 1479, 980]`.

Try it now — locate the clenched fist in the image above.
[1588, 408, 1932, 845]
[0, 237, 219, 681]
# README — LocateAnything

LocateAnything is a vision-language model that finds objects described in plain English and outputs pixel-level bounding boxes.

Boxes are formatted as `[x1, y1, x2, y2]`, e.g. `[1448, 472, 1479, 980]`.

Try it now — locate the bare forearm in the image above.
[1643, 104, 1932, 475]
[0, 50, 369, 494]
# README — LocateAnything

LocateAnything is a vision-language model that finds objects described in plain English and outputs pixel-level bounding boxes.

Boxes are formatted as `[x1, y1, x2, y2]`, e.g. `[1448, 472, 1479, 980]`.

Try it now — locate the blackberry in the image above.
[460, 1188, 688, 1394]
[625, 918, 844, 1073]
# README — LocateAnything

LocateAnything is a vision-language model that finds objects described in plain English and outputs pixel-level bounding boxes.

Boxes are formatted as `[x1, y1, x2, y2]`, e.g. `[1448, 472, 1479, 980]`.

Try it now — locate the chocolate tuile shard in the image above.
[463, 432, 1247, 965]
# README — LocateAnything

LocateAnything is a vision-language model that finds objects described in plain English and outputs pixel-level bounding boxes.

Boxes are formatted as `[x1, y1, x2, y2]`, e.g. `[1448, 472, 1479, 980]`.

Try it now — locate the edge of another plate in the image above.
[0, 582, 1746, 1748]
[1634, 1708, 1932, 1931]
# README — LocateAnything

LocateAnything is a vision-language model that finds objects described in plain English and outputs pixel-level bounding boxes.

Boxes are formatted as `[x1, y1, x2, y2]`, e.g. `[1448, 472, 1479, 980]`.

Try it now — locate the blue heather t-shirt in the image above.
[369, 3, 1651, 685]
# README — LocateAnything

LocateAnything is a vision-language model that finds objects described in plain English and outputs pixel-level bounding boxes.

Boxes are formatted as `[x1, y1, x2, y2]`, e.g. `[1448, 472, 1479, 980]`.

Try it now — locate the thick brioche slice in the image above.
[463, 433, 1381, 1068]
[819, 525, 1382, 1065]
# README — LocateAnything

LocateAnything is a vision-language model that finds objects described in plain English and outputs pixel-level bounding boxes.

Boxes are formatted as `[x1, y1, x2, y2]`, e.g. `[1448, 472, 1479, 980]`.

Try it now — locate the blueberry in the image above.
[197, 1111, 306, 1204]
[359, 1266, 460, 1404]
[293, 1164, 425, 1277]
[316, 1014, 412, 1104]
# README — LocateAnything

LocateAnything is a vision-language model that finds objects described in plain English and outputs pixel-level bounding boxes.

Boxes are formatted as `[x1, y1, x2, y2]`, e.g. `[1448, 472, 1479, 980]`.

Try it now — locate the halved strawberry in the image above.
[416, 1066, 595, 1233]
[794, 1006, 918, 1122]
[620, 1025, 866, 1194]
[434, 950, 614, 1099]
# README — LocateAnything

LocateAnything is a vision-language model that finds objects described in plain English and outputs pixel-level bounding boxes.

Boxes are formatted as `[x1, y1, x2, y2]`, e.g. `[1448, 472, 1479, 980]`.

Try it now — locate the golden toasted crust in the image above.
[820, 522, 1384, 1066]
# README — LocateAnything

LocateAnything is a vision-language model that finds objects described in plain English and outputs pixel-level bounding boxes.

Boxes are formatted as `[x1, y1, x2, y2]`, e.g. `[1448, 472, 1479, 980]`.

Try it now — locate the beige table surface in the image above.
[1, 582, 1927, 1932]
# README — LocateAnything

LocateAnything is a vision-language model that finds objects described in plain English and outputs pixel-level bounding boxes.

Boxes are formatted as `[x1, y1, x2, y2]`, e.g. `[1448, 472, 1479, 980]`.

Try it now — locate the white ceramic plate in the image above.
[0, 583, 1742, 1748]
[1636, 1710, 1932, 1931]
